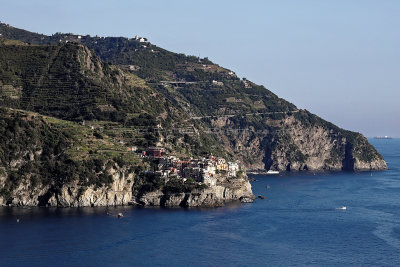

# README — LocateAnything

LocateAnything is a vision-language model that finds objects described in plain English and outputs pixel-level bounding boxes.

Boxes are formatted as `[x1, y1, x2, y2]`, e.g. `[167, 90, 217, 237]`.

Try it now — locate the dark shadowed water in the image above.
[1, 139, 399, 266]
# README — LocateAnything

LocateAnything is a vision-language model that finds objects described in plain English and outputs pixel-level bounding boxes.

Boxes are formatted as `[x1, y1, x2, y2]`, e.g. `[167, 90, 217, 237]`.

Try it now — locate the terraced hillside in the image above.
[0, 41, 173, 123]
[0, 107, 139, 205]
[0, 107, 253, 207]
[0, 41, 232, 160]
[0, 23, 387, 172]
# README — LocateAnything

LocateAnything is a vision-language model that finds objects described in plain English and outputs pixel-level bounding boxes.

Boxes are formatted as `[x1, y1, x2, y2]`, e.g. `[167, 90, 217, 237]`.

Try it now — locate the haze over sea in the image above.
[1, 139, 399, 266]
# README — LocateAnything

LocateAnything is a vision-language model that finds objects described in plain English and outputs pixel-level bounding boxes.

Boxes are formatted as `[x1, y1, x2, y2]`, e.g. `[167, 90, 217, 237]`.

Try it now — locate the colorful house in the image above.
[145, 147, 165, 158]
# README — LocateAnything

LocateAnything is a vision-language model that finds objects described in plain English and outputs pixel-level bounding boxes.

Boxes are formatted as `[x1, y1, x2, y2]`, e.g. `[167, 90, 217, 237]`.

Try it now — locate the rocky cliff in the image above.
[138, 176, 253, 208]
[207, 111, 387, 172]
[0, 108, 253, 208]
[0, 24, 387, 174]
[0, 23, 389, 208]
[0, 166, 133, 207]
[0, 161, 253, 208]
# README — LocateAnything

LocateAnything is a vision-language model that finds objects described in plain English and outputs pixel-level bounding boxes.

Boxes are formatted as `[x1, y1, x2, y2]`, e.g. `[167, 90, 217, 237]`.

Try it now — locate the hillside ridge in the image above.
[0, 22, 387, 207]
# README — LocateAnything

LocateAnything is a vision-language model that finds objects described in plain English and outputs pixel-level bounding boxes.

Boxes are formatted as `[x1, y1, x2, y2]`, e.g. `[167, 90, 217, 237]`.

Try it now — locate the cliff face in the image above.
[271, 117, 387, 171]
[138, 177, 253, 207]
[0, 24, 389, 208]
[208, 111, 387, 172]
[0, 107, 252, 208]
[0, 166, 253, 208]
[0, 24, 387, 174]
[0, 166, 133, 207]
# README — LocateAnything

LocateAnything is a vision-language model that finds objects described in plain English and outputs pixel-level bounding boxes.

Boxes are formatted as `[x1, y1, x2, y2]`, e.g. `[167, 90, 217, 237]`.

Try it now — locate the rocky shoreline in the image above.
[137, 178, 255, 207]
[2, 164, 391, 209]
[0, 172, 255, 208]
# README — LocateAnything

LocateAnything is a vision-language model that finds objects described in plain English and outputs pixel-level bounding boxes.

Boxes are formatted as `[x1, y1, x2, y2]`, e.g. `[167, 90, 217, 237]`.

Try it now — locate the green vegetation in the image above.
[0, 21, 385, 191]
[1, 23, 296, 118]
[0, 108, 148, 201]
[0, 42, 175, 125]
[163, 177, 208, 194]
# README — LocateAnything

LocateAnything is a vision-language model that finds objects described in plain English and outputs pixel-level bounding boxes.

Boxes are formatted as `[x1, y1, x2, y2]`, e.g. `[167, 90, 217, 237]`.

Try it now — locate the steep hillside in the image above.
[0, 107, 134, 206]
[0, 40, 176, 123]
[0, 22, 387, 173]
[0, 108, 253, 207]
[206, 110, 386, 171]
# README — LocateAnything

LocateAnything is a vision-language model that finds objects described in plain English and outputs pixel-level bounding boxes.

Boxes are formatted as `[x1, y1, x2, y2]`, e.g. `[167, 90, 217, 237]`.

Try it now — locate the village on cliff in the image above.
[139, 147, 242, 186]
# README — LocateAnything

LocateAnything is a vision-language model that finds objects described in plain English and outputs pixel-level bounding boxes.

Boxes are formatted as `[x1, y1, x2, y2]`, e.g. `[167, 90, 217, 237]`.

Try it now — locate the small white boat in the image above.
[117, 213, 124, 218]
[336, 206, 347, 210]
[266, 170, 279, 175]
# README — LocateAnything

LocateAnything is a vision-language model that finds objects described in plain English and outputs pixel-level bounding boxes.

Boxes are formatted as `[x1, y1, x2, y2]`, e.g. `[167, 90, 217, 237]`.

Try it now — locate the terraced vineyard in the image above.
[0, 23, 387, 173]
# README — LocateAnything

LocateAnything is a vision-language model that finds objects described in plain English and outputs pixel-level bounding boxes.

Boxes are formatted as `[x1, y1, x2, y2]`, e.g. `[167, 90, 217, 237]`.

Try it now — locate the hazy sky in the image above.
[1, 0, 399, 137]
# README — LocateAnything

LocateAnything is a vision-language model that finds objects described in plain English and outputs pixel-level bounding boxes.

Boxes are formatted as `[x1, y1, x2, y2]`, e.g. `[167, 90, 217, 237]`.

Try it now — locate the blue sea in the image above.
[1, 139, 399, 266]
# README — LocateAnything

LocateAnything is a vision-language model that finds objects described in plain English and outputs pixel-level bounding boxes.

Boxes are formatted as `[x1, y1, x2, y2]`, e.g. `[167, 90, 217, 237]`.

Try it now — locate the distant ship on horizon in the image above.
[374, 136, 392, 139]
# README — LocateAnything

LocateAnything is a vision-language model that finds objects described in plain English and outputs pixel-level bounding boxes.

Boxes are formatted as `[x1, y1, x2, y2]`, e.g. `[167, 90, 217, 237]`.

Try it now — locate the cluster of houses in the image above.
[142, 147, 240, 186]
[133, 35, 147, 43]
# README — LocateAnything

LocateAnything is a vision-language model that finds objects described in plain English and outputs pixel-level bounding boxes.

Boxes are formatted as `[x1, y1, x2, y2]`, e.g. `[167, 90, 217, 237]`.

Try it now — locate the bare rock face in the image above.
[272, 116, 387, 172]
[353, 157, 387, 171]
[0, 170, 51, 206]
[138, 190, 164, 206]
[1, 155, 254, 208]
[164, 193, 186, 207]
[11, 183, 50, 206]
[0, 167, 134, 207]
[211, 112, 387, 172]
[186, 178, 254, 207]
[50, 168, 133, 207]
[137, 177, 254, 208]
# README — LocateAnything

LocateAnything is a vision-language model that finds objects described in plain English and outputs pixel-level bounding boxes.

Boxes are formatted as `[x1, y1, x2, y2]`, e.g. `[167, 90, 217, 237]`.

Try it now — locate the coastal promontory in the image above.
[0, 23, 386, 207]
